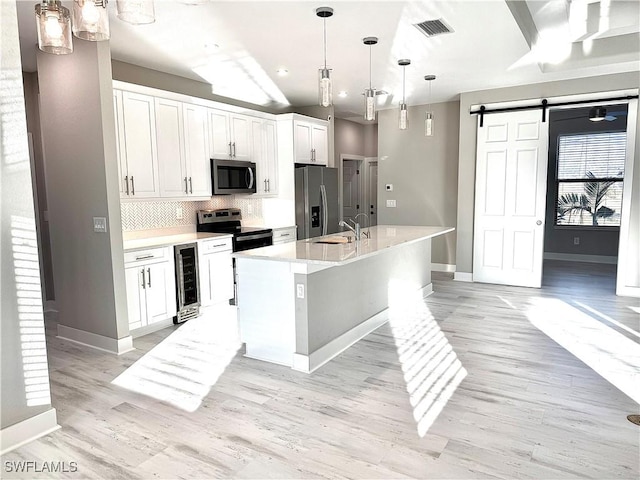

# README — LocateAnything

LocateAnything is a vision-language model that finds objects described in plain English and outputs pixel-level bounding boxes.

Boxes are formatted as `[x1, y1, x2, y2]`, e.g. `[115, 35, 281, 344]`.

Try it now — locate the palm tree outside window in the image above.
[555, 132, 626, 227]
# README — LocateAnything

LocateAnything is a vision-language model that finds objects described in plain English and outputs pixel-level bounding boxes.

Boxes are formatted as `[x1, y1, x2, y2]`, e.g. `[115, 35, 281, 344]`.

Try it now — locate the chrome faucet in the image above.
[339, 214, 370, 241]
[354, 213, 370, 239]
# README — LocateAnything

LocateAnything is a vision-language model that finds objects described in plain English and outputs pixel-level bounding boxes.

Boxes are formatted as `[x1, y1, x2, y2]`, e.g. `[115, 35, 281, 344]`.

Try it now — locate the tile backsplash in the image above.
[120, 196, 264, 231]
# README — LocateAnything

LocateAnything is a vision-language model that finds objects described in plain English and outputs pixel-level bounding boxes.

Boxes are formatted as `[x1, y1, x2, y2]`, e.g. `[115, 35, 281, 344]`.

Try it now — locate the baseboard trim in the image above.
[293, 283, 433, 374]
[432, 263, 456, 273]
[130, 318, 175, 339]
[616, 285, 640, 298]
[0, 409, 59, 455]
[454, 272, 473, 282]
[544, 252, 618, 264]
[57, 324, 135, 355]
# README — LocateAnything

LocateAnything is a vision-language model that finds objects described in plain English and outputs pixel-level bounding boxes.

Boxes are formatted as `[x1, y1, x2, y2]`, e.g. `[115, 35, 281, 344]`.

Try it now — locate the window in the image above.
[556, 132, 626, 227]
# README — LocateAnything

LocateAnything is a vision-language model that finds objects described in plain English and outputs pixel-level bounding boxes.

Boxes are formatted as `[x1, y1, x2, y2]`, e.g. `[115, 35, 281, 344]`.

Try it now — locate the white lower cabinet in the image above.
[272, 226, 297, 244]
[198, 237, 234, 307]
[124, 247, 176, 332]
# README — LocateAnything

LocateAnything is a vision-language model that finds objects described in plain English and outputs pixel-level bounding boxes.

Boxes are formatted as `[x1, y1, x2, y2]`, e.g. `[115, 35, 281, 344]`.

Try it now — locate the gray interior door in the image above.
[368, 161, 378, 226]
[342, 160, 360, 225]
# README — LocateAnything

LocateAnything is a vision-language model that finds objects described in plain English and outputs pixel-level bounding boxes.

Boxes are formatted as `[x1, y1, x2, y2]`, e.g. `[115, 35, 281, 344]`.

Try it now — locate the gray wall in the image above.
[456, 72, 640, 279]
[37, 40, 129, 340]
[1, 0, 53, 429]
[377, 101, 460, 265]
[363, 123, 378, 158]
[543, 106, 627, 257]
[334, 118, 378, 161]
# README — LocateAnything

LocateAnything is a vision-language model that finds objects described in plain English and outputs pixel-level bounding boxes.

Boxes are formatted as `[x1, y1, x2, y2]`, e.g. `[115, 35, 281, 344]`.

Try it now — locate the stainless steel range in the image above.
[196, 208, 273, 305]
[196, 208, 273, 251]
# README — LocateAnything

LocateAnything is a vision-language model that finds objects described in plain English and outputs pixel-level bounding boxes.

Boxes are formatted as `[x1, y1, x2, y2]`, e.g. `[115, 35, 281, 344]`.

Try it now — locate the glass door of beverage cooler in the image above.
[174, 243, 200, 324]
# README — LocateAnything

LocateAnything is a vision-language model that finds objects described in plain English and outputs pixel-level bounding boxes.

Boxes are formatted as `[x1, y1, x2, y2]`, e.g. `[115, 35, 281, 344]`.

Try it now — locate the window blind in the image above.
[558, 132, 626, 180]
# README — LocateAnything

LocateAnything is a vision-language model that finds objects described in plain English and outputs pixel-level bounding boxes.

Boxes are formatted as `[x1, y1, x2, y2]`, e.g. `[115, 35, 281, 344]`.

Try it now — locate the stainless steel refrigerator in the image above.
[295, 166, 339, 240]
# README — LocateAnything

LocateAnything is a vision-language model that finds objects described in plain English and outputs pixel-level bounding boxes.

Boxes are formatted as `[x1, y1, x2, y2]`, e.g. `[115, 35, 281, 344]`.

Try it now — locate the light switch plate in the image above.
[296, 284, 305, 299]
[176, 207, 183, 220]
[386, 199, 396, 208]
[93, 217, 107, 233]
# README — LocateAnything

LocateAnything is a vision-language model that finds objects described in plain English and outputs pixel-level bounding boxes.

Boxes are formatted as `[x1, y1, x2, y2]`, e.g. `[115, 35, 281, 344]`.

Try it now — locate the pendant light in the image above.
[116, 0, 155, 25]
[35, 0, 73, 55]
[316, 7, 333, 108]
[398, 59, 410, 130]
[73, 0, 109, 41]
[363, 37, 378, 122]
[589, 106, 606, 122]
[424, 74, 436, 136]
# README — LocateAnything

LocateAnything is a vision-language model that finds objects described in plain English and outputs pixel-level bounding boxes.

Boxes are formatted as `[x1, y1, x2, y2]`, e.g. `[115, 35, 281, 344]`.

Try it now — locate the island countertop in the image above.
[232, 225, 454, 266]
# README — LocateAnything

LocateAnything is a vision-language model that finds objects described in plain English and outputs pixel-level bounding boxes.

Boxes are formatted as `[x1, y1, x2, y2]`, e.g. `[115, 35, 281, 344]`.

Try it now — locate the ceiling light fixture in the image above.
[116, 0, 155, 25]
[35, 0, 73, 55]
[398, 59, 410, 130]
[589, 106, 606, 122]
[277, 68, 289, 76]
[72, 0, 109, 41]
[363, 36, 378, 122]
[316, 7, 333, 108]
[424, 74, 436, 136]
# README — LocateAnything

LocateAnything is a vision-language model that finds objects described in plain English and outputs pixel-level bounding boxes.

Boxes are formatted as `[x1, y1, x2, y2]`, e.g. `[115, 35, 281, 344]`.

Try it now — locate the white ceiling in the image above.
[16, 0, 640, 123]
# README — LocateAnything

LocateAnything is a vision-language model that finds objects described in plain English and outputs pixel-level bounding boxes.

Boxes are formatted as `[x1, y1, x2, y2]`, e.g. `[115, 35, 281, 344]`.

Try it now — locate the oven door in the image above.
[212, 159, 257, 195]
[233, 232, 273, 252]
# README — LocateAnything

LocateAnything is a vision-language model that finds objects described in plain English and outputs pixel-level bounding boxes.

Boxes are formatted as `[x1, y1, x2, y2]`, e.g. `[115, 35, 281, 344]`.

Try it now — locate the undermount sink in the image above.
[311, 236, 351, 245]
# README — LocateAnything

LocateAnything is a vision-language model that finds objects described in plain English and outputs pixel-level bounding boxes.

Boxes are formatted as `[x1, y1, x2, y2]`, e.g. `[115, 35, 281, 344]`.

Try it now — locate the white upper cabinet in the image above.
[155, 98, 186, 197]
[118, 91, 161, 198]
[252, 118, 278, 196]
[208, 109, 252, 161]
[294, 118, 328, 165]
[183, 103, 211, 197]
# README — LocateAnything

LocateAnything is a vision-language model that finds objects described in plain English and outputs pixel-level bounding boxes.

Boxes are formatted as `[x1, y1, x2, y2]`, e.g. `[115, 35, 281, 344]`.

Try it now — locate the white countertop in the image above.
[232, 225, 454, 266]
[123, 232, 232, 251]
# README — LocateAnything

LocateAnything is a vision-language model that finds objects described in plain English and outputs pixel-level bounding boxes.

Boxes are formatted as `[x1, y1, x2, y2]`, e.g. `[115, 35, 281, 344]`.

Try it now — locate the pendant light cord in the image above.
[369, 45, 372, 89]
[323, 18, 327, 69]
[402, 66, 406, 103]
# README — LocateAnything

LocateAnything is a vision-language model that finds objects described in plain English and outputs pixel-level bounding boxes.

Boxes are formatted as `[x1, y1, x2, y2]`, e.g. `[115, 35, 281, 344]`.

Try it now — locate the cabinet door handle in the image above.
[232, 142, 236, 158]
[267, 178, 270, 192]
[125, 176, 130, 195]
[141, 268, 146, 289]
[281, 233, 290, 237]
[147, 267, 151, 288]
[135, 254, 154, 260]
[184, 177, 188, 194]
[228, 142, 232, 157]
[131, 176, 135, 195]
[189, 177, 193, 194]
[264, 179, 267, 192]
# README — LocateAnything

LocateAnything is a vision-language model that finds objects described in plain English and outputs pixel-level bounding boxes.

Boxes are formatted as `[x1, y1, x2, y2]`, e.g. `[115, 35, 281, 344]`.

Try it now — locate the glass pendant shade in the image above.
[116, 0, 155, 24]
[399, 103, 408, 130]
[365, 89, 376, 121]
[73, 0, 110, 41]
[319, 68, 332, 108]
[425, 111, 434, 136]
[316, 7, 334, 107]
[35, 1, 73, 55]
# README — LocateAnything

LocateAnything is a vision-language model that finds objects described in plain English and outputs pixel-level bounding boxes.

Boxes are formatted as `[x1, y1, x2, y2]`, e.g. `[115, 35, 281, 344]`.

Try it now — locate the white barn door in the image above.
[473, 110, 549, 288]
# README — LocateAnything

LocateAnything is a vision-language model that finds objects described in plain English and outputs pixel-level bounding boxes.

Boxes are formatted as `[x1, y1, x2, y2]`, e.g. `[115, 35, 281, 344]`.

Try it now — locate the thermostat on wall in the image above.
[385, 184, 393, 191]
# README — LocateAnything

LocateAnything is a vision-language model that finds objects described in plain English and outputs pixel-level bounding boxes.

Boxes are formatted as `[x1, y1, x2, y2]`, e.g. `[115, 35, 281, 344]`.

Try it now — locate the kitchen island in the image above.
[233, 225, 454, 373]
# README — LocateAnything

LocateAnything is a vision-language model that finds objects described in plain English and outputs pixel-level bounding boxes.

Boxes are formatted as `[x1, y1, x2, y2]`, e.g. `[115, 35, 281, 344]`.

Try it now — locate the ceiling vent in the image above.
[414, 18, 454, 37]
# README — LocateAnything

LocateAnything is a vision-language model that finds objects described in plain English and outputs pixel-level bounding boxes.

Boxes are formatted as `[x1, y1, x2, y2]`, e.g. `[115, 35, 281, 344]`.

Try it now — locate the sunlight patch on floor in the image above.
[387, 279, 467, 437]
[112, 305, 241, 412]
[527, 297, 640, 403]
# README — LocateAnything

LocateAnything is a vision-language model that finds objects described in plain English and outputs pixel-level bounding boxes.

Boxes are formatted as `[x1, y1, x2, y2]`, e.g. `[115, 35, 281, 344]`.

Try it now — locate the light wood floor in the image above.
[3, 262, 639, 479]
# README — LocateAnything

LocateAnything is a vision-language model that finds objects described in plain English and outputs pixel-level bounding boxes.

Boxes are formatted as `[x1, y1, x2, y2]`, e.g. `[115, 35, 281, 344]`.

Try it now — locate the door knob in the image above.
[536, 220, 542, 225]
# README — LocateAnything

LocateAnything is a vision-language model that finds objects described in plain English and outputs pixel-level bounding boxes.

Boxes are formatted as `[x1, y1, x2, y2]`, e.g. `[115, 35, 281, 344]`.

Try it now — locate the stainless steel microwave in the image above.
[211, 159, 257, 195]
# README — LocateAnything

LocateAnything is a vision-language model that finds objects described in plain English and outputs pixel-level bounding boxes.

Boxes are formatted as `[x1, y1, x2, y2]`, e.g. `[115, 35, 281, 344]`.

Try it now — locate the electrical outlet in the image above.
[386, 199, 396, 208]
[573, 236, 580, 245]
[93, 217, 107, 233]
[247, 204, 253, 215]
[176, 207, 183, 220]
[296, 284, 305, 299]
